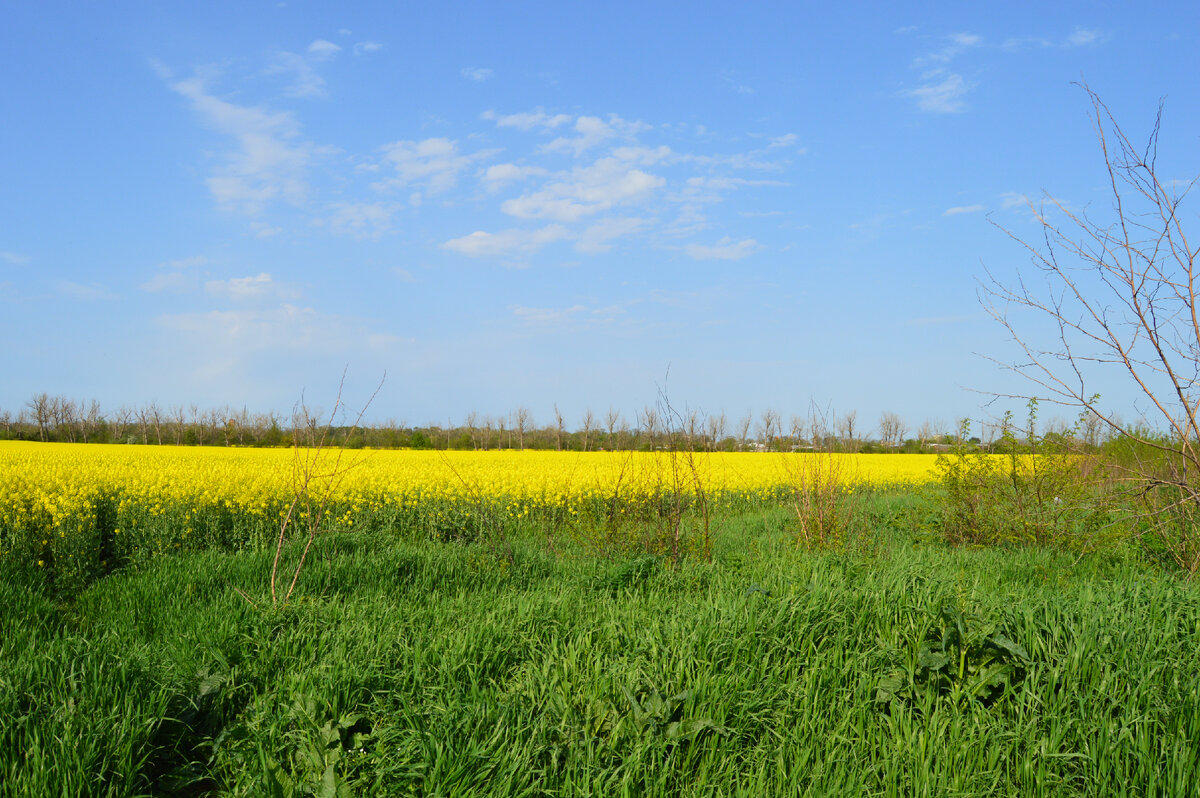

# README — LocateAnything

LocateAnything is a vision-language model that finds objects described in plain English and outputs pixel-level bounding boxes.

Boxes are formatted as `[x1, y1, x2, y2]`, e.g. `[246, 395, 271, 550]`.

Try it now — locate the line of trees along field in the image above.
[0, 393, 1114, 453]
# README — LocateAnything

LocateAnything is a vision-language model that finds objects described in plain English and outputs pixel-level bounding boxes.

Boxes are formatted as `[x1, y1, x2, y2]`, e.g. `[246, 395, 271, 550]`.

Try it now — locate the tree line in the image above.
[0, 393, 1114, 453]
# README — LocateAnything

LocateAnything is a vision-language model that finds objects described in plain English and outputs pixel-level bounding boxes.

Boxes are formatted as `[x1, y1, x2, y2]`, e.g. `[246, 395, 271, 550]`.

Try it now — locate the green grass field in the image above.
[3, 494, 1199, 797]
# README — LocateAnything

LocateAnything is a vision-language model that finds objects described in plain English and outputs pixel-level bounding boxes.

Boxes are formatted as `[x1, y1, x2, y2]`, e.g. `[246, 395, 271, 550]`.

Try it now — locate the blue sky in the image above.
[2, 1, 1198, 432]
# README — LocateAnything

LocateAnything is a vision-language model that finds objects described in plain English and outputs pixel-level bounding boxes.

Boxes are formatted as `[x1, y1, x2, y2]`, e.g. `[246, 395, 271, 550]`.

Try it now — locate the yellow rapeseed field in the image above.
[0, 441, 943, 584]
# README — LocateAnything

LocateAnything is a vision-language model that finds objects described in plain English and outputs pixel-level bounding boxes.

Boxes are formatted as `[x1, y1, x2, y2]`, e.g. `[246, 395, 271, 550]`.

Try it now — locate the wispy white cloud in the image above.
[441, 225, 570, 257]
[913, 32, 982, 67]
[353, 41, 383, 55]
[1001, 35, 1053, 51]
[686, 176, 789, 192]
[141, 255, 208, 293]
[610, 145, 674, 165]
[163, 255, 208, 270]
[501, 158, 665, 222]
[325, 202, 394, 238]
[511, 304, 587, 324]
[374, 137, 497, 197]
[0, 251, 30, 265]
[266, 46, 335, 98]
[542, 115, 649, 157]
[575, 217, 647, 254]
[141, 272, 194, 293]
[1065, 27, 1105, 47]
[684, 237, 759, 260]
[308, 39, 341, 58]
[481, 163, 550, 192]
[719, 71, 755, 95]
[158, 304, 383, 359]
[1000, 192, 1031, 209]
[905, 72, 971, 113]
[205, 272, 295, 301]
[904, 31, 981, 113]
[56, 280, 117, 300]
[170, 75, 312, 214]
[943, 204, 985, 216]
[460, 66, 494, 81]
[482, 108, 573, 130]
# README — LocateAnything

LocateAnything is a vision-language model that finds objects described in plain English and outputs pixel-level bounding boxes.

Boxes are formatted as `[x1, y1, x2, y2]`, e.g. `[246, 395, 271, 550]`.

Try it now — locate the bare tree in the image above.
[758, 408, 781, 451]
[604, 408, 621, 449]
[57, 397, 80, 443]
[205, 408, 225, 446]
[512, 407, 531, 450]
[190, 404, 206, 445]
[639, 405, 659, 450]
[917, 420, 932, 449]
[789, 414, 806, 450]
[27, 393, 50, 442]
[982, 86, 1200, 571]
[683, 410, 703, 450]
[466, 412, 480, 450]
[82, 399, 102, 443]
[553, 404, 565, 451]
[581, 409, 595, 452]
[170, 405, 186, 445]
[110, 405, 131, 442]
[148, 402, 165, 445]
[706, 410, 727, 451]
[879, 411, 906, 449]
[736, 412, 753, 451]
[838, 410, 859, 453]
[1080, 411, 1106, 449]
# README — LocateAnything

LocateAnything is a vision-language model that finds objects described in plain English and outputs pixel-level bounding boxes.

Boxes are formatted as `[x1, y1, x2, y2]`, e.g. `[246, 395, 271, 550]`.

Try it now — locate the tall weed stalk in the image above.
[264, 374, 381, 608]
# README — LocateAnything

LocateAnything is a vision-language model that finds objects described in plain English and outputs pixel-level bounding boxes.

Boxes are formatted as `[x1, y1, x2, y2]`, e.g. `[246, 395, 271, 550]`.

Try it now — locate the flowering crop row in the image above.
[0, 441, 942, 589]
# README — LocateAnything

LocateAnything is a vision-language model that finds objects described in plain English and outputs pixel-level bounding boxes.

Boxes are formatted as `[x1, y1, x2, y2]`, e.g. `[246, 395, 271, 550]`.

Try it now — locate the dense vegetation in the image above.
[4, 465, 1200, 796]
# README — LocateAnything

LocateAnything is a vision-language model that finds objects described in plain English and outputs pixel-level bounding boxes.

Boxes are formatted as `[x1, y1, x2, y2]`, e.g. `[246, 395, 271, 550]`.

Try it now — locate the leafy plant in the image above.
[622, 686, 727, 744]
[219, 692, 372, 798]
[934, 403, 1111, 549]
[876, 602, 1031, 709]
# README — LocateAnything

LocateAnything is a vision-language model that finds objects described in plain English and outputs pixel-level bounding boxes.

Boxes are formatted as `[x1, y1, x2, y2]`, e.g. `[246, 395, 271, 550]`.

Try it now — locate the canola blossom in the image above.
[0, 441, 942, 586]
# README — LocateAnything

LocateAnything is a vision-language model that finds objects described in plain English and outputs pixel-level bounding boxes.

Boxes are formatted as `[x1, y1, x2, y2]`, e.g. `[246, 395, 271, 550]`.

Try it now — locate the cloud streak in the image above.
[441, 225, 570, 257]
[905, 73, 971, 113]
[685, 237, 759, 260]
[170, 75, 312, 214]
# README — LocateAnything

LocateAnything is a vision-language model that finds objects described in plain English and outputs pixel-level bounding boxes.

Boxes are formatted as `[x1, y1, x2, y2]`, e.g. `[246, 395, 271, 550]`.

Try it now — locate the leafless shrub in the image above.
[983, 84, 1200, 573]
[261, 372, 383, 608]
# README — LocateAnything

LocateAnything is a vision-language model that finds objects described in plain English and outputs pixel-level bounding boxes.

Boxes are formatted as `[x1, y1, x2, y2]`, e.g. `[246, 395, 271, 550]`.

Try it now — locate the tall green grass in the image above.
[3, 505, 1198, 797]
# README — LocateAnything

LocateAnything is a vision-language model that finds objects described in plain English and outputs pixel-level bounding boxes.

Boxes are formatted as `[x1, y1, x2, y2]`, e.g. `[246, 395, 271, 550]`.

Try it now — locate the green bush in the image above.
[934, 403, 1122, 550]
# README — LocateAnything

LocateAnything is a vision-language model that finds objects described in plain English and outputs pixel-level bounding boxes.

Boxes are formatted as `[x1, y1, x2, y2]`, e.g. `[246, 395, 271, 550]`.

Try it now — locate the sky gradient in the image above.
[3, 1, 1198, 432]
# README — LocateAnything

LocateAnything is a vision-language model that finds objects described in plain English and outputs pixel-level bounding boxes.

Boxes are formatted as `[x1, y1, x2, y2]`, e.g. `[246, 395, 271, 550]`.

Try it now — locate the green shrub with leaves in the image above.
[935, 402, 1119, 550]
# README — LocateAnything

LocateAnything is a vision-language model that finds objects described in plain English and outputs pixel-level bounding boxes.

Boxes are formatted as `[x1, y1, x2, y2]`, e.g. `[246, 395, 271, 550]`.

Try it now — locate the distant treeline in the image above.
[0, 393, 1116, 453]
